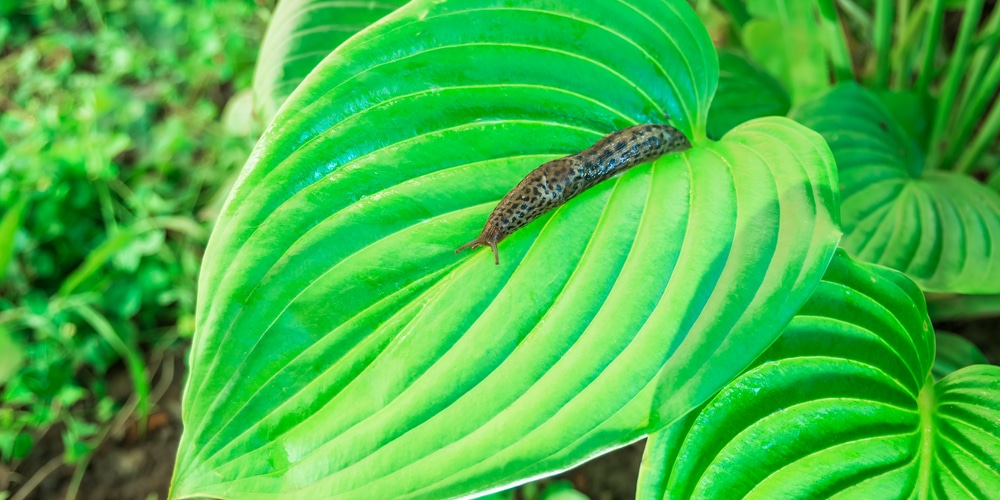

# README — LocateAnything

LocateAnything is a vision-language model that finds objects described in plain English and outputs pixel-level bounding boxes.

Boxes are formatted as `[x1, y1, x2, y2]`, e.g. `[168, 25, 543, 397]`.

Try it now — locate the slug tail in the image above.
[455, 223, 504, 265]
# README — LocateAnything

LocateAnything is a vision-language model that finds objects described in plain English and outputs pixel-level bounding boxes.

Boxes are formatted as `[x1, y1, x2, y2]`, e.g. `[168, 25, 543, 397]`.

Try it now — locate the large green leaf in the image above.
[794, 83, 1000, 293]
[252, 0, 409, 122]
[172, 1, 842, 498]
[638, 251, 1000, 498]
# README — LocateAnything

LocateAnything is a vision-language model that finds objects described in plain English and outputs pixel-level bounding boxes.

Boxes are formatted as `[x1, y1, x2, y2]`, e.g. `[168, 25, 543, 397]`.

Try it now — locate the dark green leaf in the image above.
[13, 432, 33, 461]
[793, 83, 1000, 293]
[707, 50, 791, 139]
[927, 293, 1000, 321]
[872, 89, 936, 147]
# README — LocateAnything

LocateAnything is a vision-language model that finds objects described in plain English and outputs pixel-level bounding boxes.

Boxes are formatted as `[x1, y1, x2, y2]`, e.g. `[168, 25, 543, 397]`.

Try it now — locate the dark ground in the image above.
[7, 351, 186, 500]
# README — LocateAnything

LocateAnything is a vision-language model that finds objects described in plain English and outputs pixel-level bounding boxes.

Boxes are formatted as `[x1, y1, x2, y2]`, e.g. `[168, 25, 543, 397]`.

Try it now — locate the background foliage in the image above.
[707, 0, 1000, 296]
[0, 0, 266, 492]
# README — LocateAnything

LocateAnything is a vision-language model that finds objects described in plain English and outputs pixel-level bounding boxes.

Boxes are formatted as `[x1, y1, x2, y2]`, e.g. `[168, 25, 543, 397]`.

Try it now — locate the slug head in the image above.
[455, 223, 503, 265]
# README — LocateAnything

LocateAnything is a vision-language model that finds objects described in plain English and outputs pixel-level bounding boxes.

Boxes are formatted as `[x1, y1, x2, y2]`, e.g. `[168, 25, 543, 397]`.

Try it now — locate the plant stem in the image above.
[892, 1, 929, 89]
[837, 0, 873, 37]
[65, 454, 93, 500]
[974, 29, 1000, 51]
[949, 53, 1000, 171]
[95, 179, 118, 236]
[964, 13, 1000, 94]
[925, 0, 983, 171]
[891, 0, 911, 87]
[898, 0, 910, 37]
[9, 455, 65, 500]
[915, 0, 946, 92]
[955, 92, 1000, 174]
[817, 0, 855, 81]
[945, 3, 1000, 165]
[872, 0, 895, 88]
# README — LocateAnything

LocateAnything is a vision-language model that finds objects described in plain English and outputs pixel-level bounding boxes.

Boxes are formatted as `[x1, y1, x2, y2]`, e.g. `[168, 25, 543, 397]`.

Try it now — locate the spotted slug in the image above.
[456, 123, 691, 265]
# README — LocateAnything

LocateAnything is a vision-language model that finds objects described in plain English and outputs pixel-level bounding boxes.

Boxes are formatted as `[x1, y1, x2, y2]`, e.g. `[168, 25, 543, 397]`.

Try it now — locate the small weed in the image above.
[0, 0, 266, 493]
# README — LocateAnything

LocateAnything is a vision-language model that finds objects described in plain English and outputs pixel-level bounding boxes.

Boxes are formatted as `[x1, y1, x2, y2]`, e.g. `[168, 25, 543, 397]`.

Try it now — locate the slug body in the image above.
[456, 124, 691, 264]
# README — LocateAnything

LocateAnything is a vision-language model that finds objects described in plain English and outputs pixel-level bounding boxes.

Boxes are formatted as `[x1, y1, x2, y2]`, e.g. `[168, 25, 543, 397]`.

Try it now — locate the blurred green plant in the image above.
[0, 0, 265, 493]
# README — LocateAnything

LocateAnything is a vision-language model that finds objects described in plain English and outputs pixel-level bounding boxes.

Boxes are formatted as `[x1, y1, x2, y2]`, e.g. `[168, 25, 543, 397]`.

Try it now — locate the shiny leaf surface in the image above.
[252, 0, 408, 122]
[639, 251, 1000, 498]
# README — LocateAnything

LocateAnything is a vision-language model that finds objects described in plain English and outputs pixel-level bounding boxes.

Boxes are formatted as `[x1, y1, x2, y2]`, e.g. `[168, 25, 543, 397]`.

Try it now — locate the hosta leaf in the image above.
[872, 90, 935, 148]
[794, 83, 1000, 293]
[933, 332, 988, 380]
[252, 0, 408, 122]
[930, 365, 1000, 497]
[707, 50, 790, 140]
[639, 251, 1000, 498]
[172, 1, 841, 498]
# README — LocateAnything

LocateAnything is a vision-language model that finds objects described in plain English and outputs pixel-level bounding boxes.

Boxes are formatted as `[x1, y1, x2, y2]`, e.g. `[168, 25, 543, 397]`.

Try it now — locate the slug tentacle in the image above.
[457, 124, 691, 265]
[455, 223, 502, 264]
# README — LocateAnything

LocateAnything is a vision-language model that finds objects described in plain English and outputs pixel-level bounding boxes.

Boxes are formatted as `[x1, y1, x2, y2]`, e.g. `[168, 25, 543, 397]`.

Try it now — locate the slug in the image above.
[456, 123, 691, 265]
